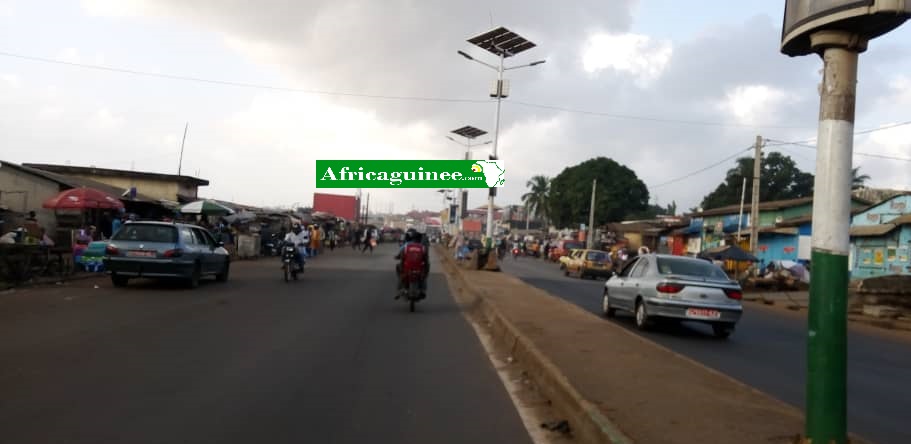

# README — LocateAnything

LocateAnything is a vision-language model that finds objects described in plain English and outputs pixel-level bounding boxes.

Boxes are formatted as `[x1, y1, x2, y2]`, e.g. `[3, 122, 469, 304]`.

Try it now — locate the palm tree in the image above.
[522, 175, 550, 227]
[852, 167, 871, 190]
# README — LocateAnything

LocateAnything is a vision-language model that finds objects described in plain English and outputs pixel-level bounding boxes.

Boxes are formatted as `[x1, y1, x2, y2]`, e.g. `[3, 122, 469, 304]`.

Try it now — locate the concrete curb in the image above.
[436, 245, 634, 444]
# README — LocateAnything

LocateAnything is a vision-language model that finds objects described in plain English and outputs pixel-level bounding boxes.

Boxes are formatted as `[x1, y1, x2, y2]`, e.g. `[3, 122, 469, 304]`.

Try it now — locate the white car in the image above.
[602, 254, 743, 339]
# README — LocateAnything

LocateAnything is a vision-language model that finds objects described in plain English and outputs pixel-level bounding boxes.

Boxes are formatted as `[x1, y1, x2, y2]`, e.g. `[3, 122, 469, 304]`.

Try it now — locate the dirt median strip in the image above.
[434, 245, 851, 444]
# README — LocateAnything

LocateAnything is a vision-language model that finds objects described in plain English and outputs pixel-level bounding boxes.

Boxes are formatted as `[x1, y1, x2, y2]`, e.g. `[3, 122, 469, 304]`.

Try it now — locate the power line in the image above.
[649, 145, 753, 189]
[0, 50, 815, 129]
[765, 139, 911, 162]
[510, 101, 809, 129]
[764, 120, 911, 146]
[0, 50, 490, 104]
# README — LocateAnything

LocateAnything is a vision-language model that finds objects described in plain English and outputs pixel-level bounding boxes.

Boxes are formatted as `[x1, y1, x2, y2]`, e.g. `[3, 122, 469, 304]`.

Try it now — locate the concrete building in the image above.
[849, 194, 911, 279]
[23, 163, 208, 204]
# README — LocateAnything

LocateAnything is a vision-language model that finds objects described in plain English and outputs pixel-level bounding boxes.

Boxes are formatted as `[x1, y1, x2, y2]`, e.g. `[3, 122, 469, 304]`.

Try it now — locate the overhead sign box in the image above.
[781, 0, 911, 56]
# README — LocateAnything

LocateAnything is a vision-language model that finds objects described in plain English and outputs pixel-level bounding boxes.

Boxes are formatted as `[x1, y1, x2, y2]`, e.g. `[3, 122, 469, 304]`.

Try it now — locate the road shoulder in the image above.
[435, 245, 838, 444]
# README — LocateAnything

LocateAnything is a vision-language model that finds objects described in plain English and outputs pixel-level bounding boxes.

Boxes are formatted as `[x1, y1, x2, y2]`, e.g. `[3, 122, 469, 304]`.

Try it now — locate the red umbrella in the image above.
[42, 187, 125, 210]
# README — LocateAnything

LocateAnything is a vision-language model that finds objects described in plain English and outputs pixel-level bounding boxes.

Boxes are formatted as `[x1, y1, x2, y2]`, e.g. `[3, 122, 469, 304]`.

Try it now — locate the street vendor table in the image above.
[0, 244, 70, 284]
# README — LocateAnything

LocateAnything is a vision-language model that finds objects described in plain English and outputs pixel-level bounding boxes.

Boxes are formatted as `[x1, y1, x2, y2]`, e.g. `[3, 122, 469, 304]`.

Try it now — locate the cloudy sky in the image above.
[1, 1, 910, 215]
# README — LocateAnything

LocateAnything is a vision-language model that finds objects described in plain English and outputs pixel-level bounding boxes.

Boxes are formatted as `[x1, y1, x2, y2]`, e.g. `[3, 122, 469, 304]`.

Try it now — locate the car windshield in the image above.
[587, 251, 608, 261]
[113, 224, 178, 243]
[656, 257, 728, 280]
[565, 242, 584, 250]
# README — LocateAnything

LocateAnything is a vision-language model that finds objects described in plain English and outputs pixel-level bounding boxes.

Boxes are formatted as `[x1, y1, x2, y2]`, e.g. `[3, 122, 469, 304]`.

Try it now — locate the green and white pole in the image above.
[805, 30, 865, 444]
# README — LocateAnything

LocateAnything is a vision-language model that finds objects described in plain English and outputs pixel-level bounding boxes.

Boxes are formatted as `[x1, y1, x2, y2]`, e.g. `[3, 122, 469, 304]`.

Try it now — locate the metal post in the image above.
[737, 177, 747, 243]
[486, 51, 505, 243]
[749, 135, 762, 255]
[804, 30, 863, 444]
[177, 122, 189, 176]
[587, 178, 597, 249]
[458, 148, 468, 233]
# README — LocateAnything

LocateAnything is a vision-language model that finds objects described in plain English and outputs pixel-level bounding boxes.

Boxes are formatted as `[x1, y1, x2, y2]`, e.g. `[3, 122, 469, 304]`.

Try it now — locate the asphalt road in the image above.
[0, 244, 532, 444]
[500, 255, 911, 444]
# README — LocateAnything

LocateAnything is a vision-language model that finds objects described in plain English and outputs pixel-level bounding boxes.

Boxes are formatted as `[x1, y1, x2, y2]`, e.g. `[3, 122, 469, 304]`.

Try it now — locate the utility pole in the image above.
[806, 31, 865, 444]
[364, 193, 370, 225]
[177, 122, 189, 176]
[587, 178, 597, 249]
[749, 135, 762, 255]
[737, 177, 747, 243]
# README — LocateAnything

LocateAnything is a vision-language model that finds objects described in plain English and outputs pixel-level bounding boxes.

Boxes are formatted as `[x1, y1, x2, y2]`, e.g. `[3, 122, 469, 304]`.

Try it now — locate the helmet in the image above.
[405, 228, 418, 242]
[292, 223, 302, 233]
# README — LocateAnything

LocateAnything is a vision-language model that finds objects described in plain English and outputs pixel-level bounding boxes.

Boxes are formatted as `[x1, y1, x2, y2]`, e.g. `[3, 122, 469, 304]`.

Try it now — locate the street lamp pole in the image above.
[460, 26, 544, 244]
[448, 126, 492, 236]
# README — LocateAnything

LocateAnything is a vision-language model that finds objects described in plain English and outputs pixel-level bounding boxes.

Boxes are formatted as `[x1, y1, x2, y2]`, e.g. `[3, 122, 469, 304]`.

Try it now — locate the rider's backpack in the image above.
[402, 243, 425, 274]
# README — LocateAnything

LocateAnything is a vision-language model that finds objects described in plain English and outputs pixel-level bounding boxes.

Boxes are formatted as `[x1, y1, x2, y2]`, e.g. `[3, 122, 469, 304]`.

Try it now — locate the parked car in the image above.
[104, 221, 231, 288]
[549, 240, 585, 262]
[565, 249, 612, 279]
[558, 249, 582, 269]
[602, 254, 743, 338]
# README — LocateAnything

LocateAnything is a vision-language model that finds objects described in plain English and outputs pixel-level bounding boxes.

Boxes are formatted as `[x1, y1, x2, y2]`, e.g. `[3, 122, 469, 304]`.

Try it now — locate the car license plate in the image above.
[127, 250, 155, 258]
[686, 308, 721, 319]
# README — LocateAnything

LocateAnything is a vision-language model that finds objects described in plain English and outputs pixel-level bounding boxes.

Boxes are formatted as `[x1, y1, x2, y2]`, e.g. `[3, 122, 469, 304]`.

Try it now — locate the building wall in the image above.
[0, 166, 62, 233]
[756, 233, 799, 265]
[851, 195, 911, 226]
[850, 227, 911, 278]
[70, 175, 182, 202]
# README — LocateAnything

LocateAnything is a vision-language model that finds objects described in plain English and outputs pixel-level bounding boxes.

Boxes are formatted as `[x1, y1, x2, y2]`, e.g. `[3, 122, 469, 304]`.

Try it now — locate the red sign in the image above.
[784, 246, 795, 253]
[759, 245, 769, 252]
[313, 193, 358, 220]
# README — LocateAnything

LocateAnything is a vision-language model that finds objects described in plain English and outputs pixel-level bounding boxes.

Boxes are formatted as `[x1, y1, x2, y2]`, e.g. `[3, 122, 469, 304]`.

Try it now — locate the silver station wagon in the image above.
[602, 254, 743, 338]
[104, 221, 230, 288]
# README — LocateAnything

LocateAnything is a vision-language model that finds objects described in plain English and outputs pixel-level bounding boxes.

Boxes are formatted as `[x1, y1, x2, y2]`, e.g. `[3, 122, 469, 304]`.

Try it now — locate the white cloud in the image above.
[717, 84, 792, 126]
[80, 0, 152, 17]
[0, 74, 20, 89]
[57, 48, 81, 64]
[90, 108, 125, 131]
[581, 33, 672, 86]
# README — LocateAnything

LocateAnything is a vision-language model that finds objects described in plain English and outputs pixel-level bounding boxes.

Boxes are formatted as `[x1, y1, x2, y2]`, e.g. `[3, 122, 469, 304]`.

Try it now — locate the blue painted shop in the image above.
[849, 194, 911, 279]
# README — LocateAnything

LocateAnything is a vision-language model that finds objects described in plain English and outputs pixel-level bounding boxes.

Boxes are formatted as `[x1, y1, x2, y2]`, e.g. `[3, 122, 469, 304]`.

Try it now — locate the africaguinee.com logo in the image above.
[316, 160, 505, 189]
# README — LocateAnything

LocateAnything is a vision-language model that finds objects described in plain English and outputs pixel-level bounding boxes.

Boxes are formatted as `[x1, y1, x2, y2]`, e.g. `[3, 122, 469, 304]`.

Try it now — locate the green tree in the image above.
[852, 167, 870, 190]
[667, 200, 678, 216]
[547, 157, 649, 227]
[522, 175, 551, 224]
[700, 152, 814, 209]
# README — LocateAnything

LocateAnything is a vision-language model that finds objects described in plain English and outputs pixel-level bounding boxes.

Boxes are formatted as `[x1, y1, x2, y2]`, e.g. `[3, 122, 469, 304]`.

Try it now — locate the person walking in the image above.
[362, 227, 374, 254]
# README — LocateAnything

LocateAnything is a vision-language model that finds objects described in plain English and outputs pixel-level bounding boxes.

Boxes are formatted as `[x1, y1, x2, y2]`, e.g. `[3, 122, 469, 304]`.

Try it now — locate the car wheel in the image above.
[111, 274, 129, 287]
[563, 269, 570, 277]
[215, 261, 230, 283]
[187, 263, 201, 289]
[602, 289, 616, 318]
[712, 323, 734, 339]
[635, 300, 651, 331]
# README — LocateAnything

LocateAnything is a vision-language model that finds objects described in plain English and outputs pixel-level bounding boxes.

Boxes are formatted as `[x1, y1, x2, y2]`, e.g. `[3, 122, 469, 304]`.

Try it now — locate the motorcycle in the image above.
[512, 247, 521, 260]
[396, 261, 425, 313]
[264, 233, 281, 257]
[282, 242, 303, 282]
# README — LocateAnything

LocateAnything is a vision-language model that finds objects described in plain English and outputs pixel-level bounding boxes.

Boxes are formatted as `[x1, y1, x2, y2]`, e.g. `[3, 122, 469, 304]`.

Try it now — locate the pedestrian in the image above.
[328, 229, 337, 251]
[362, 227, 374, 254]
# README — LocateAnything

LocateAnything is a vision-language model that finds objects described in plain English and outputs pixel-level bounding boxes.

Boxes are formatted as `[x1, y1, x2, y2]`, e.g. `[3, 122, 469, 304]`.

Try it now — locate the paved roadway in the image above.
[500, 255, 911, 444]
[0, 244, 532, 444]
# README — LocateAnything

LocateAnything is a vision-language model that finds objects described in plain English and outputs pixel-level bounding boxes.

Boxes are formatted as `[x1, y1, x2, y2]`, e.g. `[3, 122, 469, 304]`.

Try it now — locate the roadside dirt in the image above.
[744, 298, 911, 344]
[437, 248, 848, 444]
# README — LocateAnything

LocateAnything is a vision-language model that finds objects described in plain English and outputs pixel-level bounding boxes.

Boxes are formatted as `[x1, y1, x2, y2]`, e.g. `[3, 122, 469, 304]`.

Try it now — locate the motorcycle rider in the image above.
[394, 228, 429, 300]
[283, 223, 309, 272]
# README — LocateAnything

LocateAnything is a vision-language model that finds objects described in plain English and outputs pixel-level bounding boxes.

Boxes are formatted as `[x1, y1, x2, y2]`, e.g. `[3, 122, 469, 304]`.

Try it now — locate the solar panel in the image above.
[451, 126, 488, 139]
[467, 26, 536, 57]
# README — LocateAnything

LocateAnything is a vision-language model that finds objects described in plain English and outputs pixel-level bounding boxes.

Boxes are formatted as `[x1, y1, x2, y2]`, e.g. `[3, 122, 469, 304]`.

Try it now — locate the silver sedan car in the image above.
[602, 254, 743, 338]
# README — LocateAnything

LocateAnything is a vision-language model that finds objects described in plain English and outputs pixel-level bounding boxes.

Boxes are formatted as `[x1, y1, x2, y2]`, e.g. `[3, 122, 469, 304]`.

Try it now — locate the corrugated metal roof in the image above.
[888, 214, 911, 226]
[850, 224, 897, 237]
